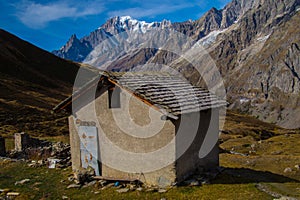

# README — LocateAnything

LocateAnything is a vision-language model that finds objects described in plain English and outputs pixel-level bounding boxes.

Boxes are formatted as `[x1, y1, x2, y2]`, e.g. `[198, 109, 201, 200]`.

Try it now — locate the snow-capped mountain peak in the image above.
[101, 16, 171, 34]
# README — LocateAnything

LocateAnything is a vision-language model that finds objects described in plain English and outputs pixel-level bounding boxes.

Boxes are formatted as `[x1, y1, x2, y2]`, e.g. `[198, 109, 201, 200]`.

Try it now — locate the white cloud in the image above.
[12, 0, 232, 29]
[14, 0, 104, 29]
[108, 3, 193, 19]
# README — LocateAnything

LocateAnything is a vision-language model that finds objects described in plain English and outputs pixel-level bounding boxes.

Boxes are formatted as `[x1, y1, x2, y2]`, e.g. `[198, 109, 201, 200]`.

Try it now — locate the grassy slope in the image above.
[0, 161, 270, 200]
[220, 112, 300, 199]
[0, 29, 96, 138]
[1, 111, 299, 199]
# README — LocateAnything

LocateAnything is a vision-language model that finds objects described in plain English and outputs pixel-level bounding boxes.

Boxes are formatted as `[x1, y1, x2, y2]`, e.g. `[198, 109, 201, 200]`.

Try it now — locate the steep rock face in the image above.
[208, 2, 300, 128]
[52, 34, 93, 62]
[191, 7, 223, 39]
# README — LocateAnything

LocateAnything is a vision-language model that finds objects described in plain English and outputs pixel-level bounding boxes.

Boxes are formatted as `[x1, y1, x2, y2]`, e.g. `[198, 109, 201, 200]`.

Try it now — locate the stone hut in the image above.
[54, 71, 226, 186]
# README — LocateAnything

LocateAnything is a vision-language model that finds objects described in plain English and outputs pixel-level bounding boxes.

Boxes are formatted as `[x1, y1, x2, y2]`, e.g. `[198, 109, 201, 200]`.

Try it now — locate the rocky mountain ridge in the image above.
[53, 0, 300, 129]
[52, 16, 172, 62]
[53, 1, 250, 62]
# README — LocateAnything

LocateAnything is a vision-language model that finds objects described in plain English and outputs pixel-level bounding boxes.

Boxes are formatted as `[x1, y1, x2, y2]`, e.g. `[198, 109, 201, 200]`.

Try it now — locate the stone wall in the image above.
[14, 132, 50, 152]
[14, 132, 30, 151]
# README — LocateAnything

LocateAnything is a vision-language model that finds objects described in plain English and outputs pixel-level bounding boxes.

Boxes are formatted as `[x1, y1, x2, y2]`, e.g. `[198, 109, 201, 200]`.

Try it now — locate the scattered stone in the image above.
[184, 179, 200, 186]
[6, 192, 20, 197]
[48, 158, 61, 169]
[115, 185, 123, 189]
[146, 188, 154, 192]
[284, 167, 292, 173]
[274, 197, 298, 200]
[98, 180, 108, 187]
[0, 189, 11, 194]
[37, 160, 44, 165]
[62, 196, 69, 200]
[146, 188, 158, 192]
[15, 179, 30, 185]
[201, 180, 210, 185]
[271, 151, 283, 155]
[116, 188, 129, 193]
[28, 163, 36, 167]
[129, 184, 137, 191]
[73, 168, 94, 184]
[33, 182, 42, 186]
[256, 183, 281, 198]
[94, 191, 100, 194]
[248, 150, 256, 154]
[245, 160, 256, 167]
[67, 184, 81, 189]
[136, 187, 143, 192]
[160, 198, 167, 200]
[107, 183, 115, 188]
[229, 150, 248, 156]
[68, 177, 74, 182]
[158, 189, 167, 193]
[157, 176, 172, 188]
[295, 165, 300, 170]
[87, 181, 97, 187]
[101, 183, 114, 190]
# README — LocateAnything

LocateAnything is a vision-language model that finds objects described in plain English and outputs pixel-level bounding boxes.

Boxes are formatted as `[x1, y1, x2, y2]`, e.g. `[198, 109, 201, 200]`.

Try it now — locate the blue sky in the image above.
[0, 0, 231, 51]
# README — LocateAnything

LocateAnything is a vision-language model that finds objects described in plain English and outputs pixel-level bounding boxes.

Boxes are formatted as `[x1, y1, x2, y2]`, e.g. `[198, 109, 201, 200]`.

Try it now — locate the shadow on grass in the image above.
[213, 167, 300, 184]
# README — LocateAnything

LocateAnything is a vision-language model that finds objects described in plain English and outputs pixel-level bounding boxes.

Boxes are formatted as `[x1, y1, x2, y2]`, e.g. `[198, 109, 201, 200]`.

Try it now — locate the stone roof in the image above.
[103, 71, 227, 118]
[53, 71, 227, 119]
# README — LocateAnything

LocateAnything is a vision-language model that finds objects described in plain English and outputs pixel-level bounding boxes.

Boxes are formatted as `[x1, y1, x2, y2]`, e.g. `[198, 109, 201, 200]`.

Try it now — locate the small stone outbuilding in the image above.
[54, 71, 226, 186]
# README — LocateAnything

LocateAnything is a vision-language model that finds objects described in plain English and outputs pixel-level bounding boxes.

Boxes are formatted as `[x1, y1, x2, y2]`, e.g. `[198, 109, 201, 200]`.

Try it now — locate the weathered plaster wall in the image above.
[71, 87, 177, 186]
[175, 109, 219, 182]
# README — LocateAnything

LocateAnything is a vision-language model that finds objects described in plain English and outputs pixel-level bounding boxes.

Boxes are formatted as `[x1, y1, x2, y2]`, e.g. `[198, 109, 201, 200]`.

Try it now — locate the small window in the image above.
[108, 86, 121, 108]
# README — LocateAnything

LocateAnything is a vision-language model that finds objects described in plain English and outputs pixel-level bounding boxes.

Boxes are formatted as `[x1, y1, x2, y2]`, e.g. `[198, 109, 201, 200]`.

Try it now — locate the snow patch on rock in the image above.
[197, 29, 227, 47]
[257, 34, 271, 42]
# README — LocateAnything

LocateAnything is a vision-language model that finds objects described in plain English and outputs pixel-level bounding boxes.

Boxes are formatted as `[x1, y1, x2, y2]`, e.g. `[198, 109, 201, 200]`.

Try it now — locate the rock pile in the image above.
[64, 167, 220, 193]
[8, 140, 71, 169]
